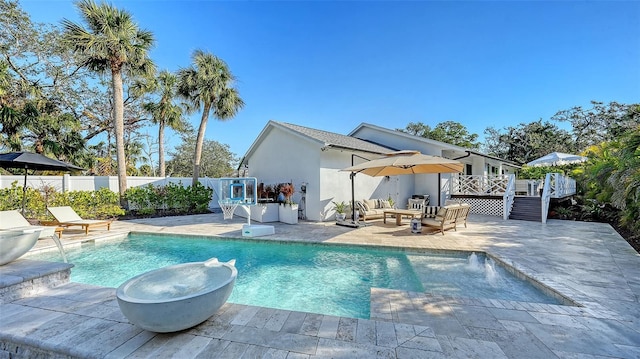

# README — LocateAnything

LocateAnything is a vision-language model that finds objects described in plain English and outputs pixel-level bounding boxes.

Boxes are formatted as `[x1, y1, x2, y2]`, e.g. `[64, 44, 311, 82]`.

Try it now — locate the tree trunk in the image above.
[192, 102, 210, 186]
[112, 69, 128, 208]
[158, 120, 165, 177]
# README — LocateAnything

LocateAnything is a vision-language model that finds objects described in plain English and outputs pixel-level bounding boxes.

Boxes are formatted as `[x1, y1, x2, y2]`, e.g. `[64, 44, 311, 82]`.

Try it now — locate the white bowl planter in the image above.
[278, 204, 298, 224]
[0, 228, 42, 266]
[116, 258, 237, 333]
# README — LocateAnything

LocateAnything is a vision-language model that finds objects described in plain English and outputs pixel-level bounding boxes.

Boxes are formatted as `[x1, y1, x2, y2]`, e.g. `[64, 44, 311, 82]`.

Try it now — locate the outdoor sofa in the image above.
[354, 199, 394, 221]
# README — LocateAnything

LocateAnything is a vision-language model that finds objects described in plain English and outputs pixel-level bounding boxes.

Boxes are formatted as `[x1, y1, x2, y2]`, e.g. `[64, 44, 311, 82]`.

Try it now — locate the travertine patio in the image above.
[1, 213, 639, 358]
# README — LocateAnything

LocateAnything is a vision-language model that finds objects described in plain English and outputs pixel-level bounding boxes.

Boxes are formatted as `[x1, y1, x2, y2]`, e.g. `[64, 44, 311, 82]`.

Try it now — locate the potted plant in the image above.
[278, 183, 298, 224]
[332, 201, 347, 222]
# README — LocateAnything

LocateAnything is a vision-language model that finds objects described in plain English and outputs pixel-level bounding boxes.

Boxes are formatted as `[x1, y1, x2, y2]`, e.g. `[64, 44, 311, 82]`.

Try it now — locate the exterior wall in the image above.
[245, 126, 321, 221]
[318, 149, 354, 221]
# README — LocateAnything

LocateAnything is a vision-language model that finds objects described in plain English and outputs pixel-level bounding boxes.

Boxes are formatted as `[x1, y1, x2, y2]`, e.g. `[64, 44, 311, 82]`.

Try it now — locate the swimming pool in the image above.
[28, 233, 563, 318]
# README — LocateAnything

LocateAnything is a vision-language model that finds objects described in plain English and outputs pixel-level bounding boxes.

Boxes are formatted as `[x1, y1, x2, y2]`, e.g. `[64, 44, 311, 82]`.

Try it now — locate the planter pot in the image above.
[251, 203, 279, 222]
[336, 213, 347, 222]
[279, 204, 299, 224]
[233, 203, 279, 223]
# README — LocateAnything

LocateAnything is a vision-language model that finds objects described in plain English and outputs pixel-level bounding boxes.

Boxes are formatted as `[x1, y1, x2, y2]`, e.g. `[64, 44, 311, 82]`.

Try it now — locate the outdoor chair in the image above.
[47, 206, 112, 235]
[0, 209, 62, 239]
[455, 203, 471, 228]
[407, 198, 425, 213]
[421, 206, 460, 235]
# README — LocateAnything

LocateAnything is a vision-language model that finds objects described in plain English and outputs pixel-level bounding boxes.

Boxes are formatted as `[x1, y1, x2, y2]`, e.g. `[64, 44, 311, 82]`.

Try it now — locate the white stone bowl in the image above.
[116, 258, 237, 333]
[0, 228, 42, 266]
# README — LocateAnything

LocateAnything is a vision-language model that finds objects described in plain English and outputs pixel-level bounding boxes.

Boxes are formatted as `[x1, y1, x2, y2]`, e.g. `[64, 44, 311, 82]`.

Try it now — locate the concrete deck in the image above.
[1, 213, 639, 358]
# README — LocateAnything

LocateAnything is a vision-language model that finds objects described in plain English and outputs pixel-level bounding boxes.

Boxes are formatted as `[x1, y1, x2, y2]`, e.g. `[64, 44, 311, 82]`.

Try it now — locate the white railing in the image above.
[451, 174, 511, 196]
[541, 173, 577, 223]
[503, 175, 516, 220]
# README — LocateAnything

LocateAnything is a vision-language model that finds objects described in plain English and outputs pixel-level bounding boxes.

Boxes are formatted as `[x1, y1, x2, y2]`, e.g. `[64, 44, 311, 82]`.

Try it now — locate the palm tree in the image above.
[61, 0, 155, 206]
[177, 49, 244, 185]
[142, 70, 187, 177]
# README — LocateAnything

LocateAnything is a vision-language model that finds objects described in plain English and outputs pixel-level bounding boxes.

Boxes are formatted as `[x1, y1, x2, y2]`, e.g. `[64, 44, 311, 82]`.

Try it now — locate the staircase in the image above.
[509, 197, 542, 222]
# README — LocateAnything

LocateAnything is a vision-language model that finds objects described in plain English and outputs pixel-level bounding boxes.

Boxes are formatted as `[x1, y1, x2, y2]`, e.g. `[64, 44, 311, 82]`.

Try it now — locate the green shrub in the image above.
[0, 182, 124, 220]
[124, 182, 213, 216]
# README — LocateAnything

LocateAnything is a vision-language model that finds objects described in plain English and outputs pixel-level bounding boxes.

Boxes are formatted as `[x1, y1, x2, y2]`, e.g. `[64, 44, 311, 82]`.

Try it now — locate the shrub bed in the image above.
[0, 181, 213, 220]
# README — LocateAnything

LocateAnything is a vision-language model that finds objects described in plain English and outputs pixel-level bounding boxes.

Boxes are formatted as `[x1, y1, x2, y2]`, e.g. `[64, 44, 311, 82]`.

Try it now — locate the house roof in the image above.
[239, 121, 394, 167]
[349, 122, 468, 152]
[276, 122, 395, 153]
[350, 123, 520, 168]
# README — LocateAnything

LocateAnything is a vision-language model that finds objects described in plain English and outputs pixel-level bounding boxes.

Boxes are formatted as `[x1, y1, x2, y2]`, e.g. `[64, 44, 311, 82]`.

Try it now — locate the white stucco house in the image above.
[239, 121, 520, 222]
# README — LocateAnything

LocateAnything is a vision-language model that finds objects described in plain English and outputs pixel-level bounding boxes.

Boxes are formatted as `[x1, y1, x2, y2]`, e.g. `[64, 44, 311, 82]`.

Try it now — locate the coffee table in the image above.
[383, 209, 423, 226]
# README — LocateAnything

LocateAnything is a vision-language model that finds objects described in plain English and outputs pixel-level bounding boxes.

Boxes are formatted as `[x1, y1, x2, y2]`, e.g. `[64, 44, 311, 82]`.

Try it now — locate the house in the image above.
[239, 121, 521, 222]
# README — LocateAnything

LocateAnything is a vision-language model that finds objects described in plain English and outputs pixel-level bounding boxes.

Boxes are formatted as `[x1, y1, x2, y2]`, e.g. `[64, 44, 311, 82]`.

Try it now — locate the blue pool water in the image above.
[28, 233, 562, 318]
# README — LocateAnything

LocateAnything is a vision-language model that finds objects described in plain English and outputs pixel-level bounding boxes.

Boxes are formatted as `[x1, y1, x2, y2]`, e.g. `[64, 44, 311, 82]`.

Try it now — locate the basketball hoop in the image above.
[219, 200, 241, 220]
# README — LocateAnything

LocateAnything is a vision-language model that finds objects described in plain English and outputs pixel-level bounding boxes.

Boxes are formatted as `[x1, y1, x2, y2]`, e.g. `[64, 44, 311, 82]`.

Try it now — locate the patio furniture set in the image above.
[354, 197, 471, 235]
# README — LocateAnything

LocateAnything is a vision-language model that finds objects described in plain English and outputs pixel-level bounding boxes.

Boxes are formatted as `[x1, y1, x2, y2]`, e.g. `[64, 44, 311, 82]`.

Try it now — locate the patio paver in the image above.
[1, 213, 639, 358]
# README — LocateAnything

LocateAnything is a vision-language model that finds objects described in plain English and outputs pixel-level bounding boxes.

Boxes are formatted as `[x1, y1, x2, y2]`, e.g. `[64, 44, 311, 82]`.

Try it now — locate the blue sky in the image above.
[19, 0, 640, 159]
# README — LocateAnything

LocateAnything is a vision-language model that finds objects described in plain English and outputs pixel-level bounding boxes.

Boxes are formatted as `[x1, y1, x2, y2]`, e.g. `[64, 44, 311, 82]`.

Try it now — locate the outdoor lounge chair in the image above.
[47, 206, 112, 235]
[0, 209, 61, 239]
[421, 206, 460, 235]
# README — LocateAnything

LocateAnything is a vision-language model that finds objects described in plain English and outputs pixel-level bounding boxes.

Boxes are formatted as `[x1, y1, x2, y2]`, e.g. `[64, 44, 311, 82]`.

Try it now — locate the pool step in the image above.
[0, 259, 73, 304]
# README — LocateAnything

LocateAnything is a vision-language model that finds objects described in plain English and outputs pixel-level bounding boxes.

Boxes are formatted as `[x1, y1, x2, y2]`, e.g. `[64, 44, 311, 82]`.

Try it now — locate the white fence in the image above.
[0, 174, 223, 210]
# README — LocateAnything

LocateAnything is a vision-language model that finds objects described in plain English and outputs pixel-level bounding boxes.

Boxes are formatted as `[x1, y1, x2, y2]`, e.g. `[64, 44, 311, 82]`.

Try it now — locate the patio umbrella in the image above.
[0, 151, 84, 215]
[340, 150, 464, 226]
[526, 152, 587, 167]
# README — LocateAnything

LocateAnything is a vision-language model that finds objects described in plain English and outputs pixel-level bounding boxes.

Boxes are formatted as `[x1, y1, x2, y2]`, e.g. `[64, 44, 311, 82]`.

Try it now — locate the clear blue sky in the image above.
[19, 0, 640, 159]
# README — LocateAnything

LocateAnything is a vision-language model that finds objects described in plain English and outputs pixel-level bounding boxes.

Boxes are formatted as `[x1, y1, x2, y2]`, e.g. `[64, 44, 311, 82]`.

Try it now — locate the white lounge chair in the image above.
[0, 209, 61, 239]
[47, 206, 112, 235]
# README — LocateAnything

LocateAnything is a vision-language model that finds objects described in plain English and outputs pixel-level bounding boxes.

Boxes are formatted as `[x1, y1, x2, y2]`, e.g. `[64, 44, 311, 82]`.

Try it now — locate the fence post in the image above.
[62, 174, 71, 193]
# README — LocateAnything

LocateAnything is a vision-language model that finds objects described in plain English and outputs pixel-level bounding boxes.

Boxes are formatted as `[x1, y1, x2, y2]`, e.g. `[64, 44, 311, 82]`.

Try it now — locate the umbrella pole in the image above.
[22, 168, 27, 216]
[351, 172, 356, 222]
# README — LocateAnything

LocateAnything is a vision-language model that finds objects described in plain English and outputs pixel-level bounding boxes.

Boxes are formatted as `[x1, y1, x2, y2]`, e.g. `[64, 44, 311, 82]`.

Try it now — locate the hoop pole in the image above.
[243, 205, 251, 225]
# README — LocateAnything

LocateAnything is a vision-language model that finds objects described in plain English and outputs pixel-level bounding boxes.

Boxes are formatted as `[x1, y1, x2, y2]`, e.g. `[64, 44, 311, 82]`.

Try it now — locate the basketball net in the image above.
[218, 200, 240, 220]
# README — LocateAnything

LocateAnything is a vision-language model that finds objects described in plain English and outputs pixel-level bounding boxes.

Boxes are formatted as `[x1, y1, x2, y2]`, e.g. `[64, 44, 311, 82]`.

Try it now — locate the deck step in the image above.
[509, 197, 542, 222]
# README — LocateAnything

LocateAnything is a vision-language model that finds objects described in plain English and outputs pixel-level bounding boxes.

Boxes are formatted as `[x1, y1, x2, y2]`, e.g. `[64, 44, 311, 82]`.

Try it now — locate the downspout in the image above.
[350, 153, 370, 223]
[236, 156, 246, 177]
[438, 151, 471, 206]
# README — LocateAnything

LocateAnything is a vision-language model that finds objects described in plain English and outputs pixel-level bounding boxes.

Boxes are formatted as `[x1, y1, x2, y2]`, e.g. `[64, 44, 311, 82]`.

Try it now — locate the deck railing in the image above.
[503, 175, 516, 220]
[541, 173, 577, 223]
[451, 174, 512, 196]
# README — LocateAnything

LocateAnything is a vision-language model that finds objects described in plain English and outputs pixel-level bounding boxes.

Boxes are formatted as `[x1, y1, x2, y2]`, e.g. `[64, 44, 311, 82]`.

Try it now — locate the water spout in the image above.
[484, 258, 499, 286]
[467, 252, 483, 272]
[50, 234, 68, 263]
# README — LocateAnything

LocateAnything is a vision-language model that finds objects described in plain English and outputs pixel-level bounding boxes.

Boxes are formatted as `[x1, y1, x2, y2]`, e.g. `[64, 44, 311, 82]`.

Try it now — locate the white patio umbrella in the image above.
[340, 150, 464, 226]
[526, 152, 587, 167]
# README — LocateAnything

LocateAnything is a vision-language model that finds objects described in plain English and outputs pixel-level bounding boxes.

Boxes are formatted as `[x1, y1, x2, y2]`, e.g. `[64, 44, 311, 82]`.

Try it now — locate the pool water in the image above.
[28, 233, 562, 318]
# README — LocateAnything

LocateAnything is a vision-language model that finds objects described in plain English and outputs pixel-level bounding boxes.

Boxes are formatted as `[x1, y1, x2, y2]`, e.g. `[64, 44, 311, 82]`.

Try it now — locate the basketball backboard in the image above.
[218, 177, 257, 205]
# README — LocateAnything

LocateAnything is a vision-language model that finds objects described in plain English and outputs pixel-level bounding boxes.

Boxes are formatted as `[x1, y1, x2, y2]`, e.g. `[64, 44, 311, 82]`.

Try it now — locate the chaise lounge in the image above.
[0, 209, 62, 239]
[47, 206, 112, 235]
